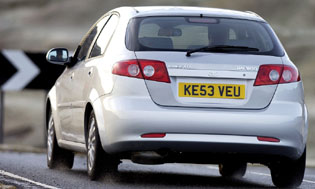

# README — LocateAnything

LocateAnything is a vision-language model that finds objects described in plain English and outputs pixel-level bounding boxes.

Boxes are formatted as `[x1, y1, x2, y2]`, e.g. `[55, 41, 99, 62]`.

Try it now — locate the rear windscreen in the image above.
[126, 16, 284, 56]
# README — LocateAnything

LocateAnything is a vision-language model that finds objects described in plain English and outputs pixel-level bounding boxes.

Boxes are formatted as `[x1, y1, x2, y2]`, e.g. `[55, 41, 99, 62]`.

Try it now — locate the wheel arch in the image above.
[46, 87, 63, 145]
[84, 100, 109, 152]
[45, 98, 51, 147]
[46, 98, 51, 130]
[84, 102, 94, 146]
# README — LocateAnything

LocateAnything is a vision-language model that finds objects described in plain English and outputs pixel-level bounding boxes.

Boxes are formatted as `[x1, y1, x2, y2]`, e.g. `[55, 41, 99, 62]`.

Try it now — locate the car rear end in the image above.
[99, 8, 308, 164]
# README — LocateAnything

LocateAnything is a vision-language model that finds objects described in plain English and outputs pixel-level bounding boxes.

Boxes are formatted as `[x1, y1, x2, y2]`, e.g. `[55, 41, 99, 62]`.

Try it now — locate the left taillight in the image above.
[112, 59, 170, 83]
[254, 64, 300, 86]
[112, 59, 143, 79]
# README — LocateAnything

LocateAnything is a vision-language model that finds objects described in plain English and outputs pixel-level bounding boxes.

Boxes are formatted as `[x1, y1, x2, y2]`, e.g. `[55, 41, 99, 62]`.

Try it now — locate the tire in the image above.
[270, 149, 306, 188]
[219, 162, 247, 178]
[86, 110, 119, 180]
[47, 111, 74, 169]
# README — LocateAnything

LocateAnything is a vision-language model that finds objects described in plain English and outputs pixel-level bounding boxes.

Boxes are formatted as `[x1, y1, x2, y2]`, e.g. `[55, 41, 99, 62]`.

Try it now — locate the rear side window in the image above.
[77, 16, 109, 60]
[126, 16, 284, 56]
[90, 14, 119, 58]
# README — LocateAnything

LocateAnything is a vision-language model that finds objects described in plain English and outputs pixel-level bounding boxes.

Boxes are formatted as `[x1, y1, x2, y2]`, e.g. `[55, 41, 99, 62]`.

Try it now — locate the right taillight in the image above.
[112, 59, 170, 83]
[138, 59, 170, 83]
[279, 65, 300, 84]
[254, 64, 300, 86]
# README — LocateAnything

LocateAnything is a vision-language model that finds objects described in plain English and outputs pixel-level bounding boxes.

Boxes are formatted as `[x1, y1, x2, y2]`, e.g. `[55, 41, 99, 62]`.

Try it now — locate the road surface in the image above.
[0, 151, 315, 188]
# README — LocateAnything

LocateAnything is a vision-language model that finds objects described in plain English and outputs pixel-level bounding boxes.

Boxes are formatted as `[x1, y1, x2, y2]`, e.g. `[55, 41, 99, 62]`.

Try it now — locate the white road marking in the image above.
[247, 171, 270, 177]
[207, 165, 315, 185]
[303, 179, 315, 184]
[207, 165, 218, 170]
[0, 169, 59, 189]
[1, 50, 40, 91]
[249, 171, 315, 184]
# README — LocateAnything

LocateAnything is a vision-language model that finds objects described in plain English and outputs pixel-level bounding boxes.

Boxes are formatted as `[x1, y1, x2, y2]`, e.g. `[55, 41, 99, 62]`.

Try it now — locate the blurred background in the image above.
[0, 0, 314, 163]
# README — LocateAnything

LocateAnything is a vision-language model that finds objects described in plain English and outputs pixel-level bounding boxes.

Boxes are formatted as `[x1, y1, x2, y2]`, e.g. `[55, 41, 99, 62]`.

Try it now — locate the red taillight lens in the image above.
[112, 59, 170, 83]
[254, 64, 300, 86]
[112, 60, 143, 79]
[279, 65, 300, 84]
[138, 60, 170, 83]
[254, 64, 283, 86]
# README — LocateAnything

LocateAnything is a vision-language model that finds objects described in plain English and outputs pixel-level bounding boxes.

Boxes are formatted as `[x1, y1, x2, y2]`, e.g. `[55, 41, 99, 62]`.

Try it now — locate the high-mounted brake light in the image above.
[254, 64, 300, 86]
[112, 59, 170, 83]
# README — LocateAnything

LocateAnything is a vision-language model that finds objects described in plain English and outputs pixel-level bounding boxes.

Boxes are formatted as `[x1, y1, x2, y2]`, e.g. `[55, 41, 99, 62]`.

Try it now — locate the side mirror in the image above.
[46, 48, 70, 66]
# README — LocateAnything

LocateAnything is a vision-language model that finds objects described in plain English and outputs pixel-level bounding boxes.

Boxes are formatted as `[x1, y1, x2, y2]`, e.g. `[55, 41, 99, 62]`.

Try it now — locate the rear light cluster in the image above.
[254, 64, 300, 86]
[112, 59, 170, 83]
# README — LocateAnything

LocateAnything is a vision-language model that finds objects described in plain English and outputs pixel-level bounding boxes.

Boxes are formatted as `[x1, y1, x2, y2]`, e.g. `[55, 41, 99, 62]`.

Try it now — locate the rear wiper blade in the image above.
[186, 45, 259, 57]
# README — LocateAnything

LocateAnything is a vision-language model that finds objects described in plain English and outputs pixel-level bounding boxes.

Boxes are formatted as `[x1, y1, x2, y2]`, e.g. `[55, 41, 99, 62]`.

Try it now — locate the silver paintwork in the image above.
[136, 52, 280, 109]
[133, 6, 265, 22]
[94, 78, 306, 159]
[46, 6, 308, 163]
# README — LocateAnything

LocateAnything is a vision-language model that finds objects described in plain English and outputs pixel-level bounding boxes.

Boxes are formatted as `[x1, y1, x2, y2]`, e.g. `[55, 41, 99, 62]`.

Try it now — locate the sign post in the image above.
[0, 91, 4, 143]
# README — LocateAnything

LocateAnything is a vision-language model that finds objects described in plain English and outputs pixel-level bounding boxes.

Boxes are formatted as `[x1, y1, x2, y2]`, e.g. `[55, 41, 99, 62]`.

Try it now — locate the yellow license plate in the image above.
[178, 83, 245, 99]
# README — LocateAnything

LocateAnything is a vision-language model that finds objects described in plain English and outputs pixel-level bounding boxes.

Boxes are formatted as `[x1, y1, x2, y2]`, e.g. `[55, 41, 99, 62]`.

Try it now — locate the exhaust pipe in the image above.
[131, 151, 165, 165]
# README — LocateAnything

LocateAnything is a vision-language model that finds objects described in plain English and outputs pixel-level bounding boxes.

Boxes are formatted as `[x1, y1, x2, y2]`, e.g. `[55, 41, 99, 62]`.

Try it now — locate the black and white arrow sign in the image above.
[0, 50, 65, 91]
[1, 50, 40, 91]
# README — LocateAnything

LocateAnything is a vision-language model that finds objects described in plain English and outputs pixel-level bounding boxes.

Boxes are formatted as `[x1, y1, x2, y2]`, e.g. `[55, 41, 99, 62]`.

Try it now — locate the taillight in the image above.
[112, 60, 142, 79]
[254, 64, 300, 86]
[112, 59, 170, 83]
[138, 60, 170, 83]
[279, 65, 300, 84]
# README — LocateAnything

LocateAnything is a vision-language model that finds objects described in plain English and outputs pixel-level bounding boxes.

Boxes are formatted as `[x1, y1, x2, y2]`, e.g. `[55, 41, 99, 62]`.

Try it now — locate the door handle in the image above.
[70, 73, 74, 80]
[88, 68, 93, 77]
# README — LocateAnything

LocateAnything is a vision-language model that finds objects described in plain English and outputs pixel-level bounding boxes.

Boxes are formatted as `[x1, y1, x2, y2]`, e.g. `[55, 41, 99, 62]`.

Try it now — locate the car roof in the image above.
[114, 6, 265, 22]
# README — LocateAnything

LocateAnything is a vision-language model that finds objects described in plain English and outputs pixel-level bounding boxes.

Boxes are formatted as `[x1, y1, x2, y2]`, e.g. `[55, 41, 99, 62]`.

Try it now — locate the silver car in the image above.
[45, 6, 308, 187]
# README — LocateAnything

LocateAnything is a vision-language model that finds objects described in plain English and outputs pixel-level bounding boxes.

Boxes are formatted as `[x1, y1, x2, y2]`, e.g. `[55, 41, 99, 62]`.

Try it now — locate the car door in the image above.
[70, 13, 119, 143]
[55, 66, 74, 136]
[63, 15, 111, 143]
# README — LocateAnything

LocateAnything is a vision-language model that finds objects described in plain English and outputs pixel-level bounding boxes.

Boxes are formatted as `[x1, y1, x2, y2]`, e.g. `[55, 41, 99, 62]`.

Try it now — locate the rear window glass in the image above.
[126, 16, 284, 56]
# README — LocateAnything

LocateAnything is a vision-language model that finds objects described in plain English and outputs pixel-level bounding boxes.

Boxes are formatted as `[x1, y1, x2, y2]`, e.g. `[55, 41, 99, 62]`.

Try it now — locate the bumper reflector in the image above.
[257, 136, 280, 142]
[141, 133, 166, 138]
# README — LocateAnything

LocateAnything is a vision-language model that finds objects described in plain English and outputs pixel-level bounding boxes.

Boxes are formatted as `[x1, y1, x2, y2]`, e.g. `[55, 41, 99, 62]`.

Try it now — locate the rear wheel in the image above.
[219, 162, 247, 178]
[270, 149, 306, 188]
[47, 111, 74, 169]
[86, 110, 119, 180]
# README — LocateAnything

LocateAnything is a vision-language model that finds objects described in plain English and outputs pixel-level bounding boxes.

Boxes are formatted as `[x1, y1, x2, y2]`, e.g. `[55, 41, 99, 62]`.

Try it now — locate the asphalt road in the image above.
[0, 151, 315, 188]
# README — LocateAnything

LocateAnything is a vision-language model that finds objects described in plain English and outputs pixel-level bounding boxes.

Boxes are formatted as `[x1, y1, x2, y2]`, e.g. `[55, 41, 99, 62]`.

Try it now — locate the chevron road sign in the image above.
[0, 50, 65, 91]
[1, 50, 40, 90]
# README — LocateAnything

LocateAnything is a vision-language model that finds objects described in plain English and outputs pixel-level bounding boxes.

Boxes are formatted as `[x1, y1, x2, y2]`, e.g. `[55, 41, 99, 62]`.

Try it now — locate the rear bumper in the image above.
[107, 134, 302, 162]
[93, 81, 307, 162]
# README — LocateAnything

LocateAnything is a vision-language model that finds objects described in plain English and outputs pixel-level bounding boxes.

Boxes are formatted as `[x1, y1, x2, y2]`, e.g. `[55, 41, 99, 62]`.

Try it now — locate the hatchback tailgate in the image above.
[135, 52, 282, 109]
